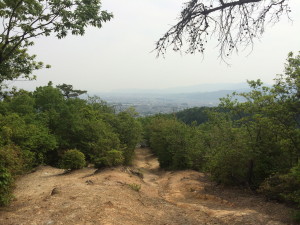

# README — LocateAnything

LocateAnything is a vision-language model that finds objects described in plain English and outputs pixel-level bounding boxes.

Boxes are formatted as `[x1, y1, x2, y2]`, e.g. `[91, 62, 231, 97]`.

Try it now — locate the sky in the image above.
[12, 0, 300, 92]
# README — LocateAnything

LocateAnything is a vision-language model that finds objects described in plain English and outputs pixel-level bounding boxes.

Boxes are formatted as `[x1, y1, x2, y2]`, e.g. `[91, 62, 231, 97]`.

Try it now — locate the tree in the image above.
[0, 0, 113, 83]
[34, 83, 65, 112]
[146, 116, 202, 170]
[113, 109, 142, 165]
[56, 83, 87, 99]
[87, 95, 115, 114]
[175, 106, 210, 125]
[156, 0, 291, 59]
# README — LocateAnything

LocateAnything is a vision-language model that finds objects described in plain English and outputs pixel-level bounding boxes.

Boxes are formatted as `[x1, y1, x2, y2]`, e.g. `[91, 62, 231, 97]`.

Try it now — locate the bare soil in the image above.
[0, 148, 296, 225]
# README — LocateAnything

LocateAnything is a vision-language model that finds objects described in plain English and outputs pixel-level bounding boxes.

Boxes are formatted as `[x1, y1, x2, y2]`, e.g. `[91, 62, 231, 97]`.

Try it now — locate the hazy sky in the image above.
[12, 0, 300, 92]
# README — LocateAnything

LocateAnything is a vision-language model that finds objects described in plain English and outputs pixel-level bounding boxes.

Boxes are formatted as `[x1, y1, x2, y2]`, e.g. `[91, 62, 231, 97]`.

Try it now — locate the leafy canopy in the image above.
[0, 0, 113, 82]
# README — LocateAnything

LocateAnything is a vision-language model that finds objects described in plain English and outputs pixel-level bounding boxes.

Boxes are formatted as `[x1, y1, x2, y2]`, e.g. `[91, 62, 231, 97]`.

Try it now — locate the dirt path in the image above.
[0, 148, 296, 225]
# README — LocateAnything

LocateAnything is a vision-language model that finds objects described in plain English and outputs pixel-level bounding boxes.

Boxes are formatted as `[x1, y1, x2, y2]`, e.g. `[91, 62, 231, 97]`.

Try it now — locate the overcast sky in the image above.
[13, 0, 300, 92]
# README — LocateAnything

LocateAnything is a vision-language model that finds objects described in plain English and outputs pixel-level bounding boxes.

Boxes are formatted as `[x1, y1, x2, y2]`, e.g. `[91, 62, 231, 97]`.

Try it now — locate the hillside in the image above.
[0, 148, 295, 225]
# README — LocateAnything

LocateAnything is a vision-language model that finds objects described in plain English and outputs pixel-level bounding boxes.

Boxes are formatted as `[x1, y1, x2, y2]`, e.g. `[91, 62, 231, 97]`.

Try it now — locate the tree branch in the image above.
[155, 0, 290, 60]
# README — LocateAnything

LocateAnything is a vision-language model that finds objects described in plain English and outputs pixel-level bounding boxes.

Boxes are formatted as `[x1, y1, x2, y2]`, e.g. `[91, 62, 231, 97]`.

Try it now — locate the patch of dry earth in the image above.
[0, 148, 296, 225]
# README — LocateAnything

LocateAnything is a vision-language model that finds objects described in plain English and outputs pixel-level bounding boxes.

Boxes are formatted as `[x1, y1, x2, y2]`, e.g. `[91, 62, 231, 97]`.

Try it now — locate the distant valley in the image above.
[93, 82, 251, 116]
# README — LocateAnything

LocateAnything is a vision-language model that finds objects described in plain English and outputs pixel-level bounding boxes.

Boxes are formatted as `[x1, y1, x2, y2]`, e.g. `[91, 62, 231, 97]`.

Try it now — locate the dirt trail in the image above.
[0, 148, 296, 225]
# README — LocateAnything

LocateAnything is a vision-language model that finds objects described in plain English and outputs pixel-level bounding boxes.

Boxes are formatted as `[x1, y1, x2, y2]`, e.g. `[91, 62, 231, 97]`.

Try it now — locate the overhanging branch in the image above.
[155, 0, 290, 61]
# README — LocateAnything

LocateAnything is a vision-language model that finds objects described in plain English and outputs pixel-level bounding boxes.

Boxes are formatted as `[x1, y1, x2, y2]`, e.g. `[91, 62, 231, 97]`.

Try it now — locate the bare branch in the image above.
[156, 0, 290, 60]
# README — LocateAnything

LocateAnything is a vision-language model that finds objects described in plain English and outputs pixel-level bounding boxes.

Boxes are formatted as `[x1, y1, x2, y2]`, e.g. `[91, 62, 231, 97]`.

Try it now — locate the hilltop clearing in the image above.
[0, 148, 295, 225]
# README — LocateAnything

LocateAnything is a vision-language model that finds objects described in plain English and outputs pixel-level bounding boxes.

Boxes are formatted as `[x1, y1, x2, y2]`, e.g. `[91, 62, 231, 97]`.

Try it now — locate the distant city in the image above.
[93, 83, 251, 116]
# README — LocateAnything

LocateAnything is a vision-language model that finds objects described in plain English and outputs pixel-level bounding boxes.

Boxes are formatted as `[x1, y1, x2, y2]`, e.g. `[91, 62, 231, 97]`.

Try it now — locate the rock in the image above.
[86, 180, 94, 185]
[50, 187, 59, 196]
[104, 201, 114, 208]
[129, 169, 144, 179]
[44, 220, 54, 225]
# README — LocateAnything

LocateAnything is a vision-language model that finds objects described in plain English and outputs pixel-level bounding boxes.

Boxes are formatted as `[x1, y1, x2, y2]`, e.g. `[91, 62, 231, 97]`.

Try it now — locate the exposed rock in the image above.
[50, 187, 59, 196]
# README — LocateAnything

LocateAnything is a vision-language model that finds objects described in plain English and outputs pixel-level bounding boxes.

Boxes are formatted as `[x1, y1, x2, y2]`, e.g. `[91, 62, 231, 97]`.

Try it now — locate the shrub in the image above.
[0, 145, 28, 176]
[259, 163, 300, 204]
[0, 167, 14, 206]
[60, 149, 86, 170]
[259, 163, 300, 222]
[205, 145, 250, 185]
[127, 183, 141, 192]
[94, 149, 124, 168]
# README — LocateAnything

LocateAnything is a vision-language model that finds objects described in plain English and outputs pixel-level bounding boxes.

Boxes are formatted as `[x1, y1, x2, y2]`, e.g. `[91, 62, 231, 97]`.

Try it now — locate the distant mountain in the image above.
[93, 89, 249, 116]
[89, 82, 260, 115]
[107, 82, 251, 94]
[154, 82, 251, 93]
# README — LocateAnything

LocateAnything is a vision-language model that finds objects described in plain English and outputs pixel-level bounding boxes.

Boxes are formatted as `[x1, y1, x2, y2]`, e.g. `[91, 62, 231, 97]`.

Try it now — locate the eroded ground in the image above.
[0, 148, 296, 225]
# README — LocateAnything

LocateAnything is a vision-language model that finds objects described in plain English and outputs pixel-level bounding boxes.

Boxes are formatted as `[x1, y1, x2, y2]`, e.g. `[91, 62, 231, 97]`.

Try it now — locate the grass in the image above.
[127, 183, 141, 192]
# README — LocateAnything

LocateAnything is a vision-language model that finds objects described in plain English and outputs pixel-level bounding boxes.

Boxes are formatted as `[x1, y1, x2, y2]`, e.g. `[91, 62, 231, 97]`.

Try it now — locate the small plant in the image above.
[60, 149, 86, 170]
[127, 183, 141, 192]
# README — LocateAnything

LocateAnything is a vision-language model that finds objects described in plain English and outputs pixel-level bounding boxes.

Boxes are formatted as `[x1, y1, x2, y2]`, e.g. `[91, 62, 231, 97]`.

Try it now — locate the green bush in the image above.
[0, 145, 28, 176]
[0, 113, 57, 166]
[205, 146, 250, 185]
[259, 163, 300, 222]
[0, 167, 13, 206]
[94, 149, 124, 168]
[259, 163, 300, 204]
[60, 149, 86, 170]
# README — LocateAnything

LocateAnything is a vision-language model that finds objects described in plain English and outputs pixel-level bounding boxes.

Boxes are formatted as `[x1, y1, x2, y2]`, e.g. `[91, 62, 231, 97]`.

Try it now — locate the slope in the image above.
[0, 148, 295, 225]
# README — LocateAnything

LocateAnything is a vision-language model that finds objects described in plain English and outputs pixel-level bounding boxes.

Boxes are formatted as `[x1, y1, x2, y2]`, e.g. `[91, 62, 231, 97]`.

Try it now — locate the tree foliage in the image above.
[0, 167, 13, 206]
[175, 106, 210, 125]
[146, 116, 205, 170]
[0, 82, 142, 205]
[0, 0, 113, 82]
[113, 109, 142, 165]
[56, 83, 87, 99]
[144, 52, 300, 215]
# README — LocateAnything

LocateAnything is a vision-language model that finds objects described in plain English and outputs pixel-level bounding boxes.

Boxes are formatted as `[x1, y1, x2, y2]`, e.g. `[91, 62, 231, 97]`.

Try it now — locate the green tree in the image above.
[56, 83, 87, 99]
[146, 117, 205, 170]
[205, 52, 300, 186]
[87, 95, 115, 114]
[0, 83, 148, 206]
[201, 112, 252, 185]
[0, 113, 57, 165]
[113, 109, 142, 165]
[34, 83, 65, 112]
[0, 0, 113, 82]
[175, 106, 210, 125]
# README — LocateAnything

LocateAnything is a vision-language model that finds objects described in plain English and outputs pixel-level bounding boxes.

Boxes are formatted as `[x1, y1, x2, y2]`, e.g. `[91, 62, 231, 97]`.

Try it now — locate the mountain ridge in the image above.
[93, 82, 252, 95]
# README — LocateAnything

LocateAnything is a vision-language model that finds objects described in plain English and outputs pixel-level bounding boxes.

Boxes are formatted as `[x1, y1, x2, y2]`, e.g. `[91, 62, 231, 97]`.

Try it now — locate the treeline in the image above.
[142, 52, 300, 219]
[174, 106, 210, 125]
[0, 83, 142, 206]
